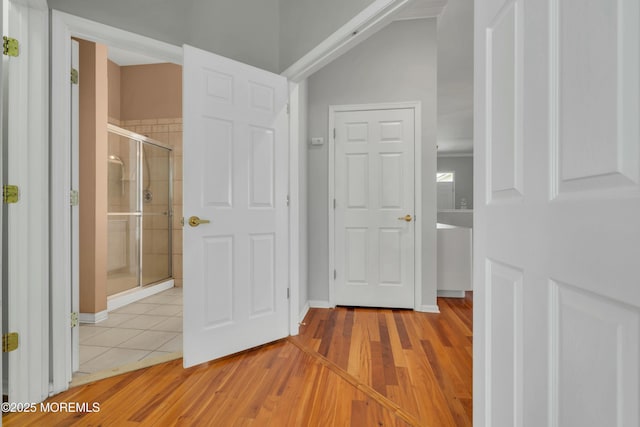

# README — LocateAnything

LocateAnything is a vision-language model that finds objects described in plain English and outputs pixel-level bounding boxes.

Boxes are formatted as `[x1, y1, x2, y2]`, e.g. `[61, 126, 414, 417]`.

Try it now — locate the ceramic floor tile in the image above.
[79, 345, 110, 365]
[161, 288, 183, 296]
[81, 328, 143, 347]
[141, 295, 179, 305]
[120, 314, 169, 330]
[117, 330, 178, 351]
[80, 348, 151, 373]
[79, 326, 110, 343]
[140, 350, 175, 361]
[94, 313, 138, 328]
[149, 316, 182, 332]
[157, 334, 182, 352]
[144, 304, 181, 316]
[112, 303, 161, 315]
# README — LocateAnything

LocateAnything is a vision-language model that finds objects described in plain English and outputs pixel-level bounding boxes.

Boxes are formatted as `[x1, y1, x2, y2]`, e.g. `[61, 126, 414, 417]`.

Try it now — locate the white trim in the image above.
[52, 11, 182, 65]
[288, 82, 301, 336]
[298, 302, 310, 325]
[309, 300, 334, 309]
[50, 10, 183, 396]
[328, 102, 422, 310]
[79, 310, 109, 324]
[437, 290, 466, 298]
[6, 0, 50, 403]
[417, 304, 441, 313]
[107, 280, 174, 312]
[281, 0, 412, 82]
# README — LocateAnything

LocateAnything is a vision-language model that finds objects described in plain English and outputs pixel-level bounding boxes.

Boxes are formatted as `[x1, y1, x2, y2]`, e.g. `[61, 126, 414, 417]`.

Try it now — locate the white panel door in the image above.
[334, 108, 415, 308]
[475, 1, 640, 426]
[183, 45, 289, 368]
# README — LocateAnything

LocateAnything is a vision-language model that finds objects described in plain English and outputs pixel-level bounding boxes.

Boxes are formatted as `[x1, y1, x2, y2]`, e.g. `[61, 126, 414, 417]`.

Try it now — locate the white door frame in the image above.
[328, 102, 422, 310]
[3, 0, 50, 404]
[50, 10, 300, 393]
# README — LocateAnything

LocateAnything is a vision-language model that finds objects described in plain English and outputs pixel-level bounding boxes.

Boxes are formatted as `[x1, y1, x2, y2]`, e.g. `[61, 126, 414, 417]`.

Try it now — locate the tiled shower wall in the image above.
[112, 117, 183, 287]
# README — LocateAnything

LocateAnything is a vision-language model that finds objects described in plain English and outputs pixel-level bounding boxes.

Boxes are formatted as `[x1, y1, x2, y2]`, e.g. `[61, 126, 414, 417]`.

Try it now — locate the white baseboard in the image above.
[298, 302, 310, 324]
[437, 290, 466, 298]
[416, 304, 440, 313]
[107, 279, 174, 312]
[309, 300, 333, 309]
[79, 310, 109, 324]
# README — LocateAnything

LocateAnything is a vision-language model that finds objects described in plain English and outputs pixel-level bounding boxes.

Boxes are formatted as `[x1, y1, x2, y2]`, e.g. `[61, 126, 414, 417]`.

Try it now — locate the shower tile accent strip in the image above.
[121, 117, 183, 287]
[77, 287, 182, 376]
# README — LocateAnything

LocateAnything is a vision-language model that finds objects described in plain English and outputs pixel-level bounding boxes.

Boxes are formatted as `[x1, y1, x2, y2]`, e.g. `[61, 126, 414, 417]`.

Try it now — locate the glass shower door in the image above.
[107, 131, 141, 296]
[141, 142, 172, 285]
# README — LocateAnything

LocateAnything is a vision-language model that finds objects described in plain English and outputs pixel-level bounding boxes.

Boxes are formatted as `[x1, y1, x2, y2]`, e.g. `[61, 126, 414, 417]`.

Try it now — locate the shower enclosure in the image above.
[107, 124, 173, 296]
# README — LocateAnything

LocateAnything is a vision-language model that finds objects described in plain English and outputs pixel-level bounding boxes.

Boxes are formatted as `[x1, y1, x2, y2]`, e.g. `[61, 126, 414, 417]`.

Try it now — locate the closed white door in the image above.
[333, 107, 415, 308]
[475, 1, 640, 426]
[183, 45, 289, 368]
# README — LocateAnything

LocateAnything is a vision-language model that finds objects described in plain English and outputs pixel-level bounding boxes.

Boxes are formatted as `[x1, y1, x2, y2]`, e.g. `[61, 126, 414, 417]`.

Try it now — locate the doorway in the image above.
[71, 36, 184, 381]
[329, 103, 422, 309]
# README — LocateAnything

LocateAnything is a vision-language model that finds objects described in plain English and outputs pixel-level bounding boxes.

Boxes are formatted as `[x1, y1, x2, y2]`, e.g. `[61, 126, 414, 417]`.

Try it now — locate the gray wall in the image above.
[437, 156, 473, 209]
[307, 19, 438, 307]
[48, 0, 281, 73]
[278, 0, 377, 71]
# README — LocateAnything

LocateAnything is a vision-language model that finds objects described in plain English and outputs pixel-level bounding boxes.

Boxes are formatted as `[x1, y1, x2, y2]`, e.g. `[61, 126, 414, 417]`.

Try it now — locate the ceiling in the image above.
[106, 0, 474, 157]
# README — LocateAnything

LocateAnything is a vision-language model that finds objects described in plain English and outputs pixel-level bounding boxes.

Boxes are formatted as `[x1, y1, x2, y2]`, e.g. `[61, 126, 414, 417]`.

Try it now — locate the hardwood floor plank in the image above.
[4, 293, 472, 427]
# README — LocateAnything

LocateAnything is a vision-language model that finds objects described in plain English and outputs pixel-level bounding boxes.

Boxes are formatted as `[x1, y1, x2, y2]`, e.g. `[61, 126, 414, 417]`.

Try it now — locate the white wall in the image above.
[437, 155, 473, 209]
[278, 0, 377, 72]
[47, 0, 281, 72]
[306, 18, 438, 307]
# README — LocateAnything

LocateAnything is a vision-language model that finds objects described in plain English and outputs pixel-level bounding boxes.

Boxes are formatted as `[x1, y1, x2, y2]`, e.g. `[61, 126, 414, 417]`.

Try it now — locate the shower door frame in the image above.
[107, 123, 173, 295]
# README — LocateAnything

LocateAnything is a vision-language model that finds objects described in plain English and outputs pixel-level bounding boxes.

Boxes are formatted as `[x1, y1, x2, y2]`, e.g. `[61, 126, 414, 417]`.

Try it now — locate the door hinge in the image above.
[71, 68, 79, 85]
[286, 103, 290, 114]
[70, 190, 79, 206]
[333, 199, 336, 209]
[2, 36, 18, 57]
[286, 194, 290, 207]
[333, 128, 336, 140]
[3, 185, 19, 204]
[334, 270, 337, 280]
[2, 333, 18, 353]
[287, 288, 290, 299]
[71, 312, 79, 328]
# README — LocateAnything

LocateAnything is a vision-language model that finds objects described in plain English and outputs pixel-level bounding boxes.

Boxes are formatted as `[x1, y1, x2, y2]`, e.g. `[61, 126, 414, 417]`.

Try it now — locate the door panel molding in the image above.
[328, 102, 422, 310]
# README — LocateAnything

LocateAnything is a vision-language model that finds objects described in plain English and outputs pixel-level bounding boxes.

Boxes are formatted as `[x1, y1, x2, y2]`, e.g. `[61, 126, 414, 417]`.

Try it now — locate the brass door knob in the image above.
[397, 214, 413, 222]
[188, 216, 211, 227]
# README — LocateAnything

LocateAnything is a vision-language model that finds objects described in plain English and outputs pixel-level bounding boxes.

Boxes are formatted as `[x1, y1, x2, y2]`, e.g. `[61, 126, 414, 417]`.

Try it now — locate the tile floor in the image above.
[77, 287, 182, 376]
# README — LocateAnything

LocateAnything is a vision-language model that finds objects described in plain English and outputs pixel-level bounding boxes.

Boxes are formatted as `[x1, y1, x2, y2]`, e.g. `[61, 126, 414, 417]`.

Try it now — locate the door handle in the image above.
[188, 216, 211, 227]
[397, 214, 413, 222]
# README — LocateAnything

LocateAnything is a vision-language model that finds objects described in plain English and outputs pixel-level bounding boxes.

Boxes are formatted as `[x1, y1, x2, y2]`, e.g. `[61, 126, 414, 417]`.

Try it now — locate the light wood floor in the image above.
[4, 293, 472, 426]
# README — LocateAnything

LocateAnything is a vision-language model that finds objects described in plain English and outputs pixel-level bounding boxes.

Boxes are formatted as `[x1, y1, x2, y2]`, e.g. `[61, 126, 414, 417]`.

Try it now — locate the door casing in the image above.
[328, 102, 423, 311]
[50, 10, 302, 394]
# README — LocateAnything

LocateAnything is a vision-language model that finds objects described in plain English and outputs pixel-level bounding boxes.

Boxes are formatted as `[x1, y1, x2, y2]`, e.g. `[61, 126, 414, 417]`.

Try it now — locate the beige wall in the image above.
[121, 63, 182, 120]
[78, 39, 109, 314]
[107, 60, 121, 122]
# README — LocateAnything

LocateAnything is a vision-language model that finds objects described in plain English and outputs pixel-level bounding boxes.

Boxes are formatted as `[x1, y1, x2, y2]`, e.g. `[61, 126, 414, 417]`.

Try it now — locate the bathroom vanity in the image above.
[437, 223, 472, 298]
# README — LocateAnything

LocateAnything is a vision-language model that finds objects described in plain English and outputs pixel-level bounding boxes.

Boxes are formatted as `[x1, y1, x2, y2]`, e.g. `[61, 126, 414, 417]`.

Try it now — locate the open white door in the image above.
[183, 45, 289, 368]
[475, 1, 640, 426]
